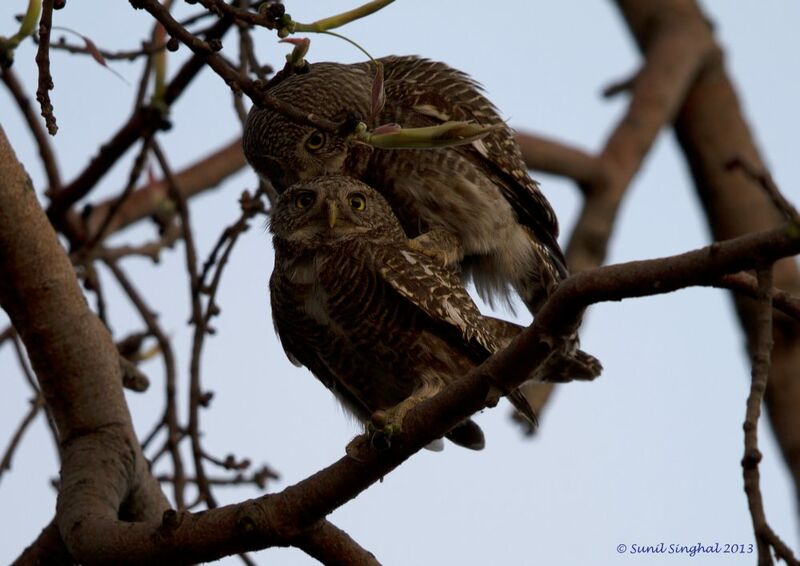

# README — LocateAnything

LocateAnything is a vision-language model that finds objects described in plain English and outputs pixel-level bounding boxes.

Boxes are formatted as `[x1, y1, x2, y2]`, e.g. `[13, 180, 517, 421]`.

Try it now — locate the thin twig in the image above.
[133, 42, 156, 111]
[11, 333, 39, 393]
[151, 140, 216, 509]
[48, 36, 166, 61]
[0, 67, 61, 190]
[86, 136, 153, 249]
[0, 395, 44, 484]
[104, 258, 187, 509]
[741, 266, 799, 566]
[84, 138, 246, 239]
[98, 222, 181, 263]
[9, 333, 61, 459]
[35, 0, 57, 135]
[46, 12, 238, 237]
[712, 272, 800, 322]
[135, 0, 340, 133]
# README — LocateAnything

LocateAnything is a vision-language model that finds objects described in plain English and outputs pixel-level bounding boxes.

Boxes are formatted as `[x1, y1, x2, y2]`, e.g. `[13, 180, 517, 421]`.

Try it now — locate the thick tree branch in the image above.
[12, 518, 74, 566]
[515, 132, 602, 189]
[0, 125, 171, 560]
[292, 521, 381, 566]
[565, 13, 713, 272]
[616, 0, 800, 519]
[517, 5, 714, 418]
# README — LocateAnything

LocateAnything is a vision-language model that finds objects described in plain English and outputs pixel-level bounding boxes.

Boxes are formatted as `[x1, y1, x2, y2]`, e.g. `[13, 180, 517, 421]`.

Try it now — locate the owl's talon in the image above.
[366, 418, 401, 451]
[408, 230, 463, 268]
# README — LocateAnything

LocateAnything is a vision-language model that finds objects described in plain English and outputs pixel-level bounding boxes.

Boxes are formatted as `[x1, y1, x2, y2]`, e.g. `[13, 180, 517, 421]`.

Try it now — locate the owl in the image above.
[269, 176, 595, 450]
[246, 55, 601, 381]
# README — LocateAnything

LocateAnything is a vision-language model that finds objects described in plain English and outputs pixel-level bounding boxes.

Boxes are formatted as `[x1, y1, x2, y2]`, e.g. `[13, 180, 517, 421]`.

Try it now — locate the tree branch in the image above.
[617, 0, 800, 522]
[83, 137, 246, 239]
[1, 67, 61, 190]
[566, 11, 714, 271]
[11, 518, 74, 566]
[514, 132, 603, 189]
[35, 0, 57, 135]
[45, 9, 238, 239]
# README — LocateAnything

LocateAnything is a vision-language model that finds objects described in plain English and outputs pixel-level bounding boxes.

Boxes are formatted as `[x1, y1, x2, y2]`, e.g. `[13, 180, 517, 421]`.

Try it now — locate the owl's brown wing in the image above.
[379, 56, 567, 275]
[374, 243, 503, 358]
[377, 247, 539, 425]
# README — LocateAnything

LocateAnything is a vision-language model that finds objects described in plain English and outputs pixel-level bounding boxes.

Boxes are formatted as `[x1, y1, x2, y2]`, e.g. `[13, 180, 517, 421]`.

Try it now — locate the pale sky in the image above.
[1, 2, 798, 564]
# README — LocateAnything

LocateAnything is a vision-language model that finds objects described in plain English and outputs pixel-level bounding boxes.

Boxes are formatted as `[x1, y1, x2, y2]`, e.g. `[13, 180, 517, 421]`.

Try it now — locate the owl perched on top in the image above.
[270, 177, 597, 450]
[247, 55, 600, 381]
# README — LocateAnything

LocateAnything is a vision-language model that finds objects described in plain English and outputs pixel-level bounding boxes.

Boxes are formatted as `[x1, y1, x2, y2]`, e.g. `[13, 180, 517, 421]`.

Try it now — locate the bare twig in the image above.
[0, 395, 44, 484]
[104, 259, 186, 509]
[98, 222, 181, 262]
[0, 67, 61, 190]
[85, 136, 153, 249]
[46, 11, 238, 236]
[741, 267, 799, 566]
[133, 0, 340, 133]
[151, 140, 215, 509]
[84, 138, 246, 239]
[711, 273, 800, 323]
[35, 0, 57, 135]
[48, 35, 167, 61]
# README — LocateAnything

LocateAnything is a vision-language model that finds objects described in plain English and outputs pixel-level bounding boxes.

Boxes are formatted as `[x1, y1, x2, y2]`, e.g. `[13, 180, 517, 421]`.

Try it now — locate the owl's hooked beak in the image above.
[324, 199, 338, 229]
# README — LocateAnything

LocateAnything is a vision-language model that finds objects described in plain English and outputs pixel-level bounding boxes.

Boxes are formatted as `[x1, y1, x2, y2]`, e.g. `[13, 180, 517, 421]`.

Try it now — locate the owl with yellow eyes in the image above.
[269, 176, 597, 449]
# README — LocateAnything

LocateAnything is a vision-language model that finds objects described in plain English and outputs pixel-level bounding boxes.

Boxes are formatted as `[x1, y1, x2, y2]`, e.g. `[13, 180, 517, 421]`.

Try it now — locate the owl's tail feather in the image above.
[483, 315, 602, 382]
[508, 389, 538, 429]
[445, 419, 485, 450]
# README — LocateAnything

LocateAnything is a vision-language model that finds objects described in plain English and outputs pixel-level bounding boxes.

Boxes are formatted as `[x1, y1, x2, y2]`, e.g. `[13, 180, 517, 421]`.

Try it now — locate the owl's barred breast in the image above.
[274, 240, 473, 416]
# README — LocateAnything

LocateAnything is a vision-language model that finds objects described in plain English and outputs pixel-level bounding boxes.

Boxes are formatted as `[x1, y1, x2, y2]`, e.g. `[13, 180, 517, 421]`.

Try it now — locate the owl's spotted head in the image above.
[243, 62, 373, 192]
[270, 176, 405, 245]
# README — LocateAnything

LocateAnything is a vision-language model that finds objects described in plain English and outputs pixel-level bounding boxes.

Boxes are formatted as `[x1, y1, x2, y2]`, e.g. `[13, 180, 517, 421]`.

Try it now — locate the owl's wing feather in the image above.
[379, 56, 567, 275]
[375, 244, 502, 357]
[376, 245, 539, 426]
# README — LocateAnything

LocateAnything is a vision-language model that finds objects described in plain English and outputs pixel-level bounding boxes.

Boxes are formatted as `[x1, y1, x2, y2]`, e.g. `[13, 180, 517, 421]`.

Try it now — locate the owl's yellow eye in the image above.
[305, 131, 326, 151]
[294, 191, 315, 209]
[349, 193, 367, 211]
